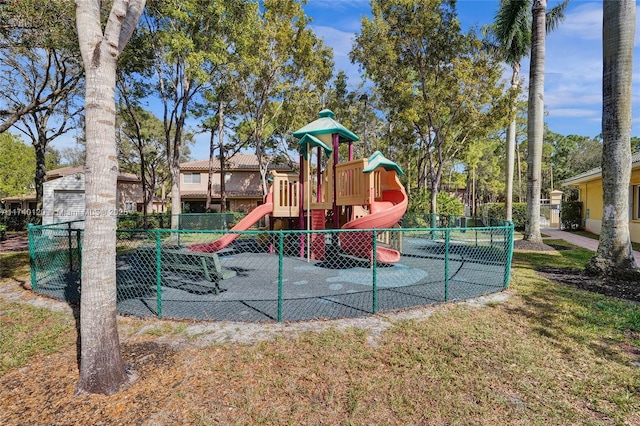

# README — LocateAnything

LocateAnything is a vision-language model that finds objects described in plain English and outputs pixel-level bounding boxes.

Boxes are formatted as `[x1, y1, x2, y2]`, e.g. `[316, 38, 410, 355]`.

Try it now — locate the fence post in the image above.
[76, 229, 82, 279]
[503, 222, 514, 289]
[156, 231, 162, 318]
[372, 230, 378, 314]
[67, 222, 73, 272]
[444, 228, 450, 301]
[27, 223, 37, 291]
[277, 231, 284, 322]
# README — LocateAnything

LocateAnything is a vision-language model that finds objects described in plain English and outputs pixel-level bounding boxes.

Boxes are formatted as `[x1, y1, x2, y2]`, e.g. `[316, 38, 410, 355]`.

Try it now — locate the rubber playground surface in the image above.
[34, 236, 508, 323]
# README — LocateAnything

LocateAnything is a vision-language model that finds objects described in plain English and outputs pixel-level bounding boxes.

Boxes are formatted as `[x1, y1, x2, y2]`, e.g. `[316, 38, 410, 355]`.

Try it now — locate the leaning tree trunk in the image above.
[586, 0, 637, 278]
[524, 0, 546, 244]
[75, 0, 145, 395]
[505, 65, 520, 223]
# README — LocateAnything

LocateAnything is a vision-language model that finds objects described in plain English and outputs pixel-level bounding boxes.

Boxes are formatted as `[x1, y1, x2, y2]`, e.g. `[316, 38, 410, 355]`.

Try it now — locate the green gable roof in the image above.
[298, 134, 333, 160]
[292, 109, 359, 143]
[363, 151, 404, 176]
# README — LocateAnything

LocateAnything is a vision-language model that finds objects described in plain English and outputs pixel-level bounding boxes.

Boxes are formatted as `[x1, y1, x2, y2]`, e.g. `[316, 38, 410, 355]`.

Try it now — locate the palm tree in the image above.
[492, 0, 567, 234]
[586, 0, 638, 278]
[493, 0, 530, 222]
[75, 0, 145, 395]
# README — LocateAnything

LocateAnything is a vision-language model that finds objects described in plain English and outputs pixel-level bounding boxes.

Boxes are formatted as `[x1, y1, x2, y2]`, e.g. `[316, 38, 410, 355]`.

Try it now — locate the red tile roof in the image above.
[180, 154, 294, 171]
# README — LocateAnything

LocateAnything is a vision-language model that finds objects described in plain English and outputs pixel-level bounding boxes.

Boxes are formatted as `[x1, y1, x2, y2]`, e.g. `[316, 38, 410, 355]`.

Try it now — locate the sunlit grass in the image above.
[1, 238, 639, 424]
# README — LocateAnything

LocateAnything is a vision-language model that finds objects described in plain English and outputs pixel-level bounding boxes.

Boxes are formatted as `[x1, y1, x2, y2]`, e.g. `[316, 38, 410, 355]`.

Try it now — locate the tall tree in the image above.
[351, 0, 507, 213]
[523, 0, 568, 243]
[586, 0, 638, 278]
[75, 0, 145, 395]
[116, 105, 168, 223]
[492, 0, 530, 222]
[0, 0, 85, 217]
[235, 0, 333, 195]
[140, 0, 239, 229]
[0, 133, 35, 199]
[490, 0, 567, 223]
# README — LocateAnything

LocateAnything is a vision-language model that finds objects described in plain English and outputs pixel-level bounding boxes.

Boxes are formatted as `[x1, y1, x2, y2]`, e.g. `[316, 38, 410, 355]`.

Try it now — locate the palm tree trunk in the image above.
[505, 65, 520, 222]
[524, 0, 546, 244]
[586, 0, 638, 278]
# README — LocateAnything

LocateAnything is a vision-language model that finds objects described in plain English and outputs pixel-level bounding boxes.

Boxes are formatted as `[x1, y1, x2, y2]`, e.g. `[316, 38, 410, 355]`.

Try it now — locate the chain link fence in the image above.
[29, 219, 514, 323]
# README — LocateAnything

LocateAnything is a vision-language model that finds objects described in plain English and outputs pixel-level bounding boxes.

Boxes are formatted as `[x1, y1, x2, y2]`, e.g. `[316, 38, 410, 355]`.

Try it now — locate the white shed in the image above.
[42, 167, 142, 227]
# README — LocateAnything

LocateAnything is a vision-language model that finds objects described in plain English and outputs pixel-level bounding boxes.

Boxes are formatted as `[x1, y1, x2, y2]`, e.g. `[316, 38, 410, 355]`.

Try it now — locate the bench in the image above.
[136, 247, 236, 294]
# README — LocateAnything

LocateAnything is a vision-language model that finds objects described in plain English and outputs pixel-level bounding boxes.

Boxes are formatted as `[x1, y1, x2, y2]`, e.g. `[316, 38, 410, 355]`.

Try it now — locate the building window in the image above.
[124, 202, 135, 213]
[632, 185, 640, 220]
[225, 172, 232, 183]
[183, 172, 201, 184]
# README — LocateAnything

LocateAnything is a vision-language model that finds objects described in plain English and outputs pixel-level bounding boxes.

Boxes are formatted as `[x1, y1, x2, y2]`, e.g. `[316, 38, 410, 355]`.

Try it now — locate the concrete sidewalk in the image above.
[540, 228, 640, 264]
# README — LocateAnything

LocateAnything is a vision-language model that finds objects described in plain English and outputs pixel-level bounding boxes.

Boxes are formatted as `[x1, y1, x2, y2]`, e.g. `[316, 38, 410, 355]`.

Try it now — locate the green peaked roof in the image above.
[363, 151, 404, 176]
[292, 109, 359, 142]
[298, 134, 333, 160]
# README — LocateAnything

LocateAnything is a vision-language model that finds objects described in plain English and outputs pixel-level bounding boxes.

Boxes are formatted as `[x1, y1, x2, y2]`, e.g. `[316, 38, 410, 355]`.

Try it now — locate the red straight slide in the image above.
[188, 192, 273, 253]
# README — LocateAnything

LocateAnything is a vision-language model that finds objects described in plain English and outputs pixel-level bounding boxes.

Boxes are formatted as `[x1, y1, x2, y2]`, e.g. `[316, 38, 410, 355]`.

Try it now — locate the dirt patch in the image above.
[537, 266, 640, 304]
[0, 233, 28, 253]
[513, 239, 556, 252]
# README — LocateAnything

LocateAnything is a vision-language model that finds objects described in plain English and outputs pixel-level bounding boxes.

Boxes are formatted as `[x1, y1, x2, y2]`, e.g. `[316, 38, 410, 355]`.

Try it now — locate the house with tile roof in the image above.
[179, 154, 294, 213]
[563, 151, 640, 243]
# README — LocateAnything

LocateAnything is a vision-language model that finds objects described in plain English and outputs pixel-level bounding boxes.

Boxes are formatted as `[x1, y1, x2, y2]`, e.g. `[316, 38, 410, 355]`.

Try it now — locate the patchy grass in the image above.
[0, 301, 76, 374]
[0, 243, 639, 424]
[0, 252, 30, 282]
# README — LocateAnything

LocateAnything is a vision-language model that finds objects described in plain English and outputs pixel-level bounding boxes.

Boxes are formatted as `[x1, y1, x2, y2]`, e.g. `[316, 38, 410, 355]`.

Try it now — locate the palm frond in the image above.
[546, 0, 569, 33]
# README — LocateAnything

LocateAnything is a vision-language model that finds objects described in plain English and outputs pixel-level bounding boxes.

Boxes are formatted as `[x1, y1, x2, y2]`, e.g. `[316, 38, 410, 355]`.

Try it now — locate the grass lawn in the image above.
[1, 242, 639, 425]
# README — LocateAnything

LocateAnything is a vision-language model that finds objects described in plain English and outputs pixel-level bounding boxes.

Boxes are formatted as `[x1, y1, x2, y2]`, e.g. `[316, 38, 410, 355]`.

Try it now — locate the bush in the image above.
[561, 201, 582, 230]
[407, 189, 464, 216]
[479, 202, 527, 230]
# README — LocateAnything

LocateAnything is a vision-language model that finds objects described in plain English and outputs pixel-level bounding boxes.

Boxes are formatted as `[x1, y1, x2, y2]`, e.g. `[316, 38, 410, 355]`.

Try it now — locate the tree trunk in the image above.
[505, 65, 520, 223]
[524, 0, 546, 244]
[169, 156, 181, 231]
[586, 0, 638, 278]
[219, 103, 227, 213]
[75, 0, 144, 395]
[206, 126, 215, 212]
[33, 136, 47, 224]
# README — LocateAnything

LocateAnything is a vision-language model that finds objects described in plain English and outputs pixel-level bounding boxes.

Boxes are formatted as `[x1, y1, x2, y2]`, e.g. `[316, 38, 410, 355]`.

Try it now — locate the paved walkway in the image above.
[541, 228, 640, 264]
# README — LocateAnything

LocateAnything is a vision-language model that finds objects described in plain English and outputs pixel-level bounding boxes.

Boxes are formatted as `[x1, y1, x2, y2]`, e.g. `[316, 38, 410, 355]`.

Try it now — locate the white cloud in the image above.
[556, 3, 602, 41]
[311, 25, 363, 83]
[547, 108, 599, 118]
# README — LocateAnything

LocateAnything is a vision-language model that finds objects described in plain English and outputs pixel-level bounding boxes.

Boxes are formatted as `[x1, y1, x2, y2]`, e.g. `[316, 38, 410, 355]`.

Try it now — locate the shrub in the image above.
[479, 202, 527, 230]
[561, 201, 582, 230]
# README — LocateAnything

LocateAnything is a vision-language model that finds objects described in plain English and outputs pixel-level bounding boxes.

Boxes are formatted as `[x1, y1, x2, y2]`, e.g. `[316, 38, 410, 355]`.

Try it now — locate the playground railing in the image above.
[28, 220, 514, 323]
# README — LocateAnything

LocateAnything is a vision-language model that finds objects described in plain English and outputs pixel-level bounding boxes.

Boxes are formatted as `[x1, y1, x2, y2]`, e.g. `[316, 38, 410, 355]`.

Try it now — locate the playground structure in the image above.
[27, 110, 514, 323]
[189, 109, 408, 264]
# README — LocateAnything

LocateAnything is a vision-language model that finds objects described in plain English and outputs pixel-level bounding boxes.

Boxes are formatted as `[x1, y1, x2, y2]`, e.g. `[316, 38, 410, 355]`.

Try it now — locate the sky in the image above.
[48, 0, 640, 161]
[302, 0, 640, 141]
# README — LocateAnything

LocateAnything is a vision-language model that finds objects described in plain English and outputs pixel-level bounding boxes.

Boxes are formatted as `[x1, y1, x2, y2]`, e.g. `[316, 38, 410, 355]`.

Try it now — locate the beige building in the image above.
[179, 154, 294, 213]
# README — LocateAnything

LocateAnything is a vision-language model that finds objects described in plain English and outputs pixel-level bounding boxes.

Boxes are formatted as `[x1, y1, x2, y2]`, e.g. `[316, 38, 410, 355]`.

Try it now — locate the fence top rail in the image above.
[29, 219, 513, 234]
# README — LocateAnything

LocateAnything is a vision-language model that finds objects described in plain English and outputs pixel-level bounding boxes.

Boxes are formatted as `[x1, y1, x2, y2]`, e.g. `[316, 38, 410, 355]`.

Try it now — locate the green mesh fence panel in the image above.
[29, 219, 514, 323]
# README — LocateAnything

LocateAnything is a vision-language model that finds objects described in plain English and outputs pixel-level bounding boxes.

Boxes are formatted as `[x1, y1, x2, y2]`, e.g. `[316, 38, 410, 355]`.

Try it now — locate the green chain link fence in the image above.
[29, 218, 514, 323]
